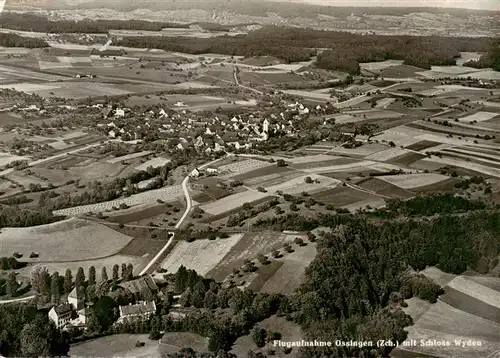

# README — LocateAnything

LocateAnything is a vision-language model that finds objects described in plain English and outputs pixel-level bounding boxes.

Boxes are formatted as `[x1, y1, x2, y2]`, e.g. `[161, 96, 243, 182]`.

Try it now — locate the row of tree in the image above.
[0, 33, 48, 48]
[0, 13, 188, 33]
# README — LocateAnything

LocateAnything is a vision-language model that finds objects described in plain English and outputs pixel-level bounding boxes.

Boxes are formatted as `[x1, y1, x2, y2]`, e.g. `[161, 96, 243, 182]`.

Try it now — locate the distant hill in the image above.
[5, 0, 500, 17]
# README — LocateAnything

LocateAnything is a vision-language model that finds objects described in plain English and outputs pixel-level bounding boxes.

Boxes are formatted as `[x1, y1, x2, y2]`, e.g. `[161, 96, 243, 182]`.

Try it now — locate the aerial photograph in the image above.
[0, 0, 498, 357]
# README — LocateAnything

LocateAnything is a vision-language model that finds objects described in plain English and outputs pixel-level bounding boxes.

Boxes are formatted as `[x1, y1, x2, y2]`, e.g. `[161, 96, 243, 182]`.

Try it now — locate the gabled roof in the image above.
[53, 303, 73, 317]
[118, 274, 158, 295]
[68, 286, 85, 300]
[119, 301, 156, 317]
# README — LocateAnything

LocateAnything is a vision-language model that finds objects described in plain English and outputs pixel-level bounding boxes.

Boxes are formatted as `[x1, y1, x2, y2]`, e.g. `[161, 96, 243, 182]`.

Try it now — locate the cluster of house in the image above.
[48, 275, 159, 330]
[93, 97, 331, 154]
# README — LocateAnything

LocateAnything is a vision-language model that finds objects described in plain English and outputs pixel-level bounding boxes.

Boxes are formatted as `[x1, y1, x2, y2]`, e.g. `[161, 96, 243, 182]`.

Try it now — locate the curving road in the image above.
[138, 156, 226, 276]
[0, 295, 36, 305]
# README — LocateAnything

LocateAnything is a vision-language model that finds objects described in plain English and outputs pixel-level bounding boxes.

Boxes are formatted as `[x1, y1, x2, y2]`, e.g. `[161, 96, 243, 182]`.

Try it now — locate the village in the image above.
[0, 7, 499, 358]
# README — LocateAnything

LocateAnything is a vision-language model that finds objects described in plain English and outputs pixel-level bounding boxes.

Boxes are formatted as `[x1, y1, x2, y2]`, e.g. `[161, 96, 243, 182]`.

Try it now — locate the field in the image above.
[207, 232, 297, 282]
[356, 177, 415, 198]
[377, 173, 449, 189]
[311, 185, 380, 207]
[231, 315, 302, 358]
[259, 242, 317, 294]
[160, 234, 243, 276]
[159, 332, 208, 355]
[53, 184, 183, 216]
[218, 158, 274, 178]
[394, 268, 500, 358]
[0, 218, 133, 262]
[199, 190, 269, 216]
[70, 334, 159, 358]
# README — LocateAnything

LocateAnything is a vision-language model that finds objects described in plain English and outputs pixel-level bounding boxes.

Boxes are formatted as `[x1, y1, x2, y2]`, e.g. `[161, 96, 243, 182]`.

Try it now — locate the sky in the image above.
[294, 0, 500, 11]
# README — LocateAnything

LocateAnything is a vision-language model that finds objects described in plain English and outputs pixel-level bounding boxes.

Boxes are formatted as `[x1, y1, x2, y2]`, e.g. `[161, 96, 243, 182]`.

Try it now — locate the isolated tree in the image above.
[63, 269, 73, 294]
[112, 264, 119, 284]
[88, 266, 96, 286]
[251, 326, 267, 348]
[101, 267, 108, 282]
[75, 267, 85, 288]
[6, 272, 19, 297]
[50, 272, 60, 304]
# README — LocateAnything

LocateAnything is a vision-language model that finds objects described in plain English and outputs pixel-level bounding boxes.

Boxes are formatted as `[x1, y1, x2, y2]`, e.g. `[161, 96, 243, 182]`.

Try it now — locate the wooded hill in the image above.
[116, 27, 495, 74]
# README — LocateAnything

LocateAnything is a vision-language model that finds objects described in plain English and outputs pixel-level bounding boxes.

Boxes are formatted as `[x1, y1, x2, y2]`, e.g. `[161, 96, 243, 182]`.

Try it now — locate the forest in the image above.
[0, 33, 48, 48]
[0, 13, 188, 33]
[464, 40, 500, 71]
[116, 27, 495, 74]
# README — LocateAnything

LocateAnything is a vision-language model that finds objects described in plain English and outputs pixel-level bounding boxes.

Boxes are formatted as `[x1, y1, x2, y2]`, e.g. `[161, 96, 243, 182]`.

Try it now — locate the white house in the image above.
[190, 168, 200, 178]
[118, 301, 156, 323]
[115, 109, 125, 117]
[68, 286, 85, 310]
[48, 304, 73, 329]
[262, 118, 270, 133]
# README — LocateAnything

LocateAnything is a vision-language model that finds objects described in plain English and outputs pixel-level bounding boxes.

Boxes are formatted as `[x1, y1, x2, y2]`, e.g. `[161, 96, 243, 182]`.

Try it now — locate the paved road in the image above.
[0, 295, 36, 305]
[233, 65, 264, 95]
[138, 156, 226, 276]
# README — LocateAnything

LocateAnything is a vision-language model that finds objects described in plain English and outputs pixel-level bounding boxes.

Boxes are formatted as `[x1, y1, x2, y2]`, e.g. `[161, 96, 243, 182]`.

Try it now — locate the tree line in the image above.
[0, 33, 48, 48]
[0, 13, 188, 33]
[115, 26, 495, 74]
[464, 40, 500, 72]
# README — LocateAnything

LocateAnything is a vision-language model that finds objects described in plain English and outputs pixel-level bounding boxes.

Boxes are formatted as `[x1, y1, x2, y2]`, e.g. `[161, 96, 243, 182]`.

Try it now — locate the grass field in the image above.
[160, 234, 242, 276]
[377, 173, 449, 189]
[199, 190, 269, 215]
[218, 159, 274, 178]
[310, 185, 380, 207]
[105, 203, 169, 224]
[229, 165, 292, 181]
[397, 267, 500, 358]
[159, 332, 208, 355]
[207, 232, 296, 282]
[356, 177, 415, 198]
[70, 334, 159, 358]
[265, 174, 340, 195]
[119, 237, 167, 258]
[231, 315, 302, 358]
[259, 242, 317, 294]
[0, 218, 133, 262]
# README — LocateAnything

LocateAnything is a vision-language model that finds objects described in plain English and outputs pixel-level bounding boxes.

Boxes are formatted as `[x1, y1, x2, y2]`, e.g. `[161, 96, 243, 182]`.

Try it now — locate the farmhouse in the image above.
[118, 274, 158, 298]
[48, 286, 91, 329]
[118, 301, 156, 322]
[190, 168, 200, 178]
[48, 304, 73, 329]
